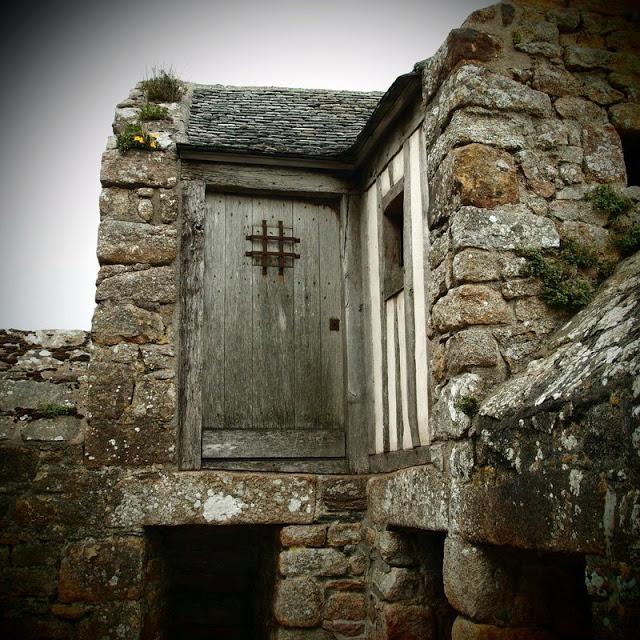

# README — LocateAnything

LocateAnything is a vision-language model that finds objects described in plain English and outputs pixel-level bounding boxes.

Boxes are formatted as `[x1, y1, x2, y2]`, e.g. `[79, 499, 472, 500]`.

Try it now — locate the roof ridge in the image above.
[192, 83, 385, 96]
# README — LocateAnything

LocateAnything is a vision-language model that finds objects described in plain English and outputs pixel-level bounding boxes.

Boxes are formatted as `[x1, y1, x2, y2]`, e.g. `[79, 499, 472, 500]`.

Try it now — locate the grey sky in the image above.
[0, 0, 487, 330]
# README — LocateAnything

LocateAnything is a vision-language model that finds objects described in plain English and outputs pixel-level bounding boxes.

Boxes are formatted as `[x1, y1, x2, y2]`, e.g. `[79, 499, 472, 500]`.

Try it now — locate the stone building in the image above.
[1, 0, 639, 638]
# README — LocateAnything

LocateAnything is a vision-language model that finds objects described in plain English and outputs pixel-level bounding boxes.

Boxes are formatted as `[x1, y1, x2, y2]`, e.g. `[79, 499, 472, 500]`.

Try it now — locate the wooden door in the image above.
[201, 193, 345, 460]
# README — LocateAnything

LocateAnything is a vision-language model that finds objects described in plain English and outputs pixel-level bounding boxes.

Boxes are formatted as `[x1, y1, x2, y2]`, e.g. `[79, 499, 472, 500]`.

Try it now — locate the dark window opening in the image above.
[383, 185, 405, 300]
[621, 132, 640, 186]
[143, 526, 278, 640]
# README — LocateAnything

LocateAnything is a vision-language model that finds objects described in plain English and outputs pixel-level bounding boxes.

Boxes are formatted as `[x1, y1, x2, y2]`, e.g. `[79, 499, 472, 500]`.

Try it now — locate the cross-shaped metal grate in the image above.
[246, 220, 301, 275]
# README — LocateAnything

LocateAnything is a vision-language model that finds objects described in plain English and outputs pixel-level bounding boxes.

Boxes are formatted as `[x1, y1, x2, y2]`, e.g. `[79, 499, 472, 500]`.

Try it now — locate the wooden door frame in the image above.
[177, 165, 369, 473]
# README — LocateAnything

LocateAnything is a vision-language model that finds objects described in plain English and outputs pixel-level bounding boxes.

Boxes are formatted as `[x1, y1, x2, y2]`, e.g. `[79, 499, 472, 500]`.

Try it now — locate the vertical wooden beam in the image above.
[402, 140, 422, 448]
[376, 178, 390, 453]
[178, 180, 206, 469]
[341, 194, 369, 473]
[411, 129, 431, 446]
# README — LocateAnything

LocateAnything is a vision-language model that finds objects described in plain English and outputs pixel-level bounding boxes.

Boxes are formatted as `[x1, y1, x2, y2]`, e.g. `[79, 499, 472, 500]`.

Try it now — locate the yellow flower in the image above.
[150, 141, 157, 148]
[133, 135, 144, 143]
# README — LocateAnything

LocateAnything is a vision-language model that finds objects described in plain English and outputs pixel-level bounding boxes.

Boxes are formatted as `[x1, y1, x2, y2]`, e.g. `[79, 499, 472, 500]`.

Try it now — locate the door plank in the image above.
[292, 201, 321, 429]
[252, 197, 295, 429]
[202, 429, 345, 458]
[224, 195, 254, 428]
[318, 203, 344, 430]
[202, 193, 226, 429]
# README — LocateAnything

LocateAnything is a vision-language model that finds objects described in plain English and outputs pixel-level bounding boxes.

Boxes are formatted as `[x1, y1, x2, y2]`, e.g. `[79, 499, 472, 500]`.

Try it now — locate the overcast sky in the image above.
[0, 0, 487, 330]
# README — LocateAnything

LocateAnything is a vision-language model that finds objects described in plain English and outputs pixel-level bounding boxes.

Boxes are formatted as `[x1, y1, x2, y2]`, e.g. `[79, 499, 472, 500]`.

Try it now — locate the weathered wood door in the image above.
[201, 193, 345, 460]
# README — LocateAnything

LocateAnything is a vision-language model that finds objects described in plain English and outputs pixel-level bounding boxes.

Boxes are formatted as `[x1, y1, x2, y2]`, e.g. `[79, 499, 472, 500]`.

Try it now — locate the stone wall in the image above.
[88, 80, 185, 469]
[422, 0, 640, 444]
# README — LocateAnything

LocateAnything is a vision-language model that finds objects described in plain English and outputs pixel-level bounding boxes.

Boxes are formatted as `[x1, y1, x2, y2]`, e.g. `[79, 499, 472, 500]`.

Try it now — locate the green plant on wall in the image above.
[517, 241, 596, 311]
[139, 102, 170, 121]
[587, 185, 633, 221]
[519, 186, 638, 313]
[587, 185, 640, 257]
[37, 403, 75, 419]
[455, 395, 479, 418]
[116, 123, 159, 153]
[141, 68, 183, 103]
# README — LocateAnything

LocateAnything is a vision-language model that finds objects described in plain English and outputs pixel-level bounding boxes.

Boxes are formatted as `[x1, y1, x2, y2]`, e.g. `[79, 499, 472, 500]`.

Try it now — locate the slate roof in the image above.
[185, 85, 385, 159]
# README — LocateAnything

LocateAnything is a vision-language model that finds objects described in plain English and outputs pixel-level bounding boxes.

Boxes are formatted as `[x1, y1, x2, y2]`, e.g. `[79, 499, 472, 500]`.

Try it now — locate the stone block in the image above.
[445, 328, 499, 374]
[324, 578, 365, 591]
[440, 65, 554, 121]
[97, 220, 178, 266]
[91, 303, 164, 345]
[554, 95, 608, 124]
[579, 73, 624, 105]
[582, 124, 626, 182]
[564, 46, 617, 71]
[280, 525, 327, 548]
[443, 28, 502, 71]
[96, 265, 176, 307]
[86, 361, 135, 421]
[500, 278, 542, 300]
[609, 72, 640, 102]
[532, 62, 579, 97]
[452, 249, 502, 283]
[99, 188, 139, 222]
[609, 102, 640, 134]
[84, 420, 176, 468]
[274, 577, 323, 628]
[372, 566, 420, 602]
[107, 470, 316, 527]
[279, 548, 348, 577]
[450, 205, 560, 253]
[452, 616, 553, 640]
[324, 591, 366, 621]
[100, 149, 177, 188]
[560, 221, 611, 256]
[317, 476, 368, 516]
[378, 530, 415, 567]
[444, 536, 515, 624]
[21, 417, 82, 443]
[158, 188, 178, 223]
[431, 373, 480, 440]
[432, 285, 512, 333]
[428, 109, 529, 177]
[58, 536, 144, 603]
[378, 603, 435, 640]
[140, 344, 175, 371]
[0, 379, 75, 412]
[549, 199, 606, 226]
[0, 447, 39, 484]
[450, 144, 519, 210]
[323, 620, 365, 636]
[130, 376, 175, 422]
[327, 522, 361, 547]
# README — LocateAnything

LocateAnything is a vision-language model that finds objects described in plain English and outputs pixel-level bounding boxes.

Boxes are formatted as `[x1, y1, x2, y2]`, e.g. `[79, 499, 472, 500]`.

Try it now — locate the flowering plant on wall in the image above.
[116, 122, 158, 153]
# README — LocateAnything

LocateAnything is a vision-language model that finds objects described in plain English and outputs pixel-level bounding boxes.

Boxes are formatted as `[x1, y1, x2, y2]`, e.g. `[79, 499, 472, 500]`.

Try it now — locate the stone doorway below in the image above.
[143, 525, 279, 640]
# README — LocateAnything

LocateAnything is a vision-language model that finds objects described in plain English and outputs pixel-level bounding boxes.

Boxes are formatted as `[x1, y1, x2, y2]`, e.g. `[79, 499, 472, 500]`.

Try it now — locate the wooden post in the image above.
[341, 194, 369, 473]
[177, 180, 206, 469]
